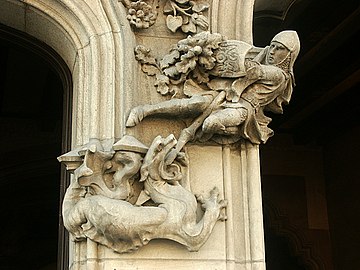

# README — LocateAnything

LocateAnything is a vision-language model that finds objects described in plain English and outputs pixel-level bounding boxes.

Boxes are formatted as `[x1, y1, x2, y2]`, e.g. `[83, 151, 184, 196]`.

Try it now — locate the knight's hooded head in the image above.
[265, 31, 300, 114]
[271, 30, 300, 75]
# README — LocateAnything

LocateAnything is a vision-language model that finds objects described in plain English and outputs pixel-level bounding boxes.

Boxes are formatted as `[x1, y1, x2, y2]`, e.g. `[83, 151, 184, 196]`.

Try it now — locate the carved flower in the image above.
[125, 0, 158, 29]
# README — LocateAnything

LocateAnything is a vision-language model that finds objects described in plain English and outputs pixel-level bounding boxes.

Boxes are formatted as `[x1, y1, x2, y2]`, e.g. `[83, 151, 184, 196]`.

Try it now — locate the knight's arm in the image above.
[246, 46, 269, 63]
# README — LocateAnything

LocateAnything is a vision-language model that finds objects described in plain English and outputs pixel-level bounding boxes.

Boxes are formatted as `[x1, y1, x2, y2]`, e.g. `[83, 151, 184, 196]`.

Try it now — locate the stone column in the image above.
[211, 1, 266, 269]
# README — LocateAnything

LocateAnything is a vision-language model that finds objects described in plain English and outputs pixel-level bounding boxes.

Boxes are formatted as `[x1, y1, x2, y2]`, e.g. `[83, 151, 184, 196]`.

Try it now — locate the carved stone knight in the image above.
[126, 31, 300, 153]
[205, 30, 301, 144]
[59, 29, 300, 256]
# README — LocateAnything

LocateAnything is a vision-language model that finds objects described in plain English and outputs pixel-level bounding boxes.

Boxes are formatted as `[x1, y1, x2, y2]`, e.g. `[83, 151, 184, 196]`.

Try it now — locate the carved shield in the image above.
[210, 40, 252, 78]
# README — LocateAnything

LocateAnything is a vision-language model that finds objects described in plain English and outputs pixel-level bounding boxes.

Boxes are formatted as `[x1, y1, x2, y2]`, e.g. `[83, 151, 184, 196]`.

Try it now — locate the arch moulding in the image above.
[1, 0, 137, 149]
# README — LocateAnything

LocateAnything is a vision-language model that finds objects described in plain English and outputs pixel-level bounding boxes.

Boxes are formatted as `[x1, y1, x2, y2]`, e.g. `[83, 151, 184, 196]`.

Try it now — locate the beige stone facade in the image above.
[0, 1, 358, 270]
[1, 1, 268, 269]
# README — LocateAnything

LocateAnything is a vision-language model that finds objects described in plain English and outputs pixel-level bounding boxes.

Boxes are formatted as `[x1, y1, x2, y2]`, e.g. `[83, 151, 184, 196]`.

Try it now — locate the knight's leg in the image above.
[202, 108, 248, 134]
[126, 95, 212, 127]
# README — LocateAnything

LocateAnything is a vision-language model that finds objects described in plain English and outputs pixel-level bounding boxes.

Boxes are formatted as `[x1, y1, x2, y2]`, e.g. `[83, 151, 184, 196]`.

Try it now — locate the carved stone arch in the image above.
[263, 199, 326, 270]
[0, 0, 136, 147]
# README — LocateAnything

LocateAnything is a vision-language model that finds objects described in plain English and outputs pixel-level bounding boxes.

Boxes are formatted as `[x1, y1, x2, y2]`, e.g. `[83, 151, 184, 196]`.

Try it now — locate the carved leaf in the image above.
[155, 74, 170, 95]
[192, 14, 209, 30]
[141, 64, 159, 76]
[134, 45, 157, 65]
[175, 56, 197, 74]
[190, 1, 209, 13]
[163, 66, 180, 78]
[166, 15, 183, 32]
[157, 83, 170, 95]
[181, 20, 197, 33]
[192, 67, 209, 84]
[160, 49, 180, 70]
[163, 1, 173, 14]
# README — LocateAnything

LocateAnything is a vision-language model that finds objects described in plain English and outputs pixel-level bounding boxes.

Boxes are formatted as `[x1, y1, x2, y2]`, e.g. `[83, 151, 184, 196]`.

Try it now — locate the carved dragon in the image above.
[62, 134, 226, 253]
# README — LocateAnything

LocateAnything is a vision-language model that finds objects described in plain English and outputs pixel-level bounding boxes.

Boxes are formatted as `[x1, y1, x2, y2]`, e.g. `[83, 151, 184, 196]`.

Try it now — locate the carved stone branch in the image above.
[134, 31, 225, 96]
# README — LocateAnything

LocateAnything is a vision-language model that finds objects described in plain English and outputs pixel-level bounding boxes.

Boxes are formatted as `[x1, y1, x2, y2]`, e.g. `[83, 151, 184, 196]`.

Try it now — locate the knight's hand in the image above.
[245, 61, 263, 80]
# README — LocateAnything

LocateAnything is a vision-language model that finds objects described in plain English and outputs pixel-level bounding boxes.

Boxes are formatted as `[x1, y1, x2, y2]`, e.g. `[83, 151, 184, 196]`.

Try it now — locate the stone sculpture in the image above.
[127, 30, 300, 161]
[62, 135, 226, 253]
[119, 0, 209, 33]
[60, 28, 299, 255]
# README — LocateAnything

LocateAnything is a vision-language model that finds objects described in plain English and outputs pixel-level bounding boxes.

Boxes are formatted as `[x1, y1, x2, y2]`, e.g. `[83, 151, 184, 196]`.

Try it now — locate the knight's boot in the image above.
[202, 108, 248, 135]
[202, 115, 226, 134]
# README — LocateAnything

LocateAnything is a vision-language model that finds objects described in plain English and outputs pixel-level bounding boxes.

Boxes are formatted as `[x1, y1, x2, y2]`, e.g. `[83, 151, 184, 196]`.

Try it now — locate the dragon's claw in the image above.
[198, 187, 227, 215]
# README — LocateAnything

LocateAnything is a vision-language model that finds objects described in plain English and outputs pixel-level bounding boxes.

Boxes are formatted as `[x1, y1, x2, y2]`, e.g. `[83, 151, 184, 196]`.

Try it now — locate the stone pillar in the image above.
[211, 1, 266, 268]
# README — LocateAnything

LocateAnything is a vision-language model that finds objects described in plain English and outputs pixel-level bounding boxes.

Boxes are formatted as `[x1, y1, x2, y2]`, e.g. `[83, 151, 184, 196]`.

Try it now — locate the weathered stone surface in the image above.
[127, 30, 300, 147]
[0, 0, 301, 269]
[56, 0, 297, 268]
[62, 135, 226, 254]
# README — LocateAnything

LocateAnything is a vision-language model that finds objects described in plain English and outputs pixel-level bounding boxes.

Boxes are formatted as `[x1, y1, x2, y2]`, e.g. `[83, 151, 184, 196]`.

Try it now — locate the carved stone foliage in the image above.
[164, 0, 209, 33]
[119, 0, 209, 33]
[134, 31, 225, 96]
[128, 30, 301, 148]
[119, 0, 159, 29]
[60, 135, 226, 253]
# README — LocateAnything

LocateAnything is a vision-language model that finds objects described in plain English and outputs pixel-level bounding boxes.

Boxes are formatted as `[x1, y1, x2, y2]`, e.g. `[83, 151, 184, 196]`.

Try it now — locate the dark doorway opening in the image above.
[0, 24, 71, 270]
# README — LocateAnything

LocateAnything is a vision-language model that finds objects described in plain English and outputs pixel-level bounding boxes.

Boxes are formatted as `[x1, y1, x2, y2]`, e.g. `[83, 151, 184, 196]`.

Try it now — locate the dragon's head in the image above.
[140, 134, 183, 185]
